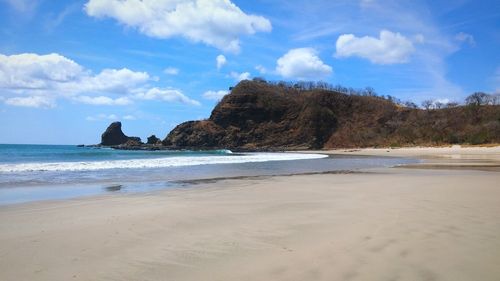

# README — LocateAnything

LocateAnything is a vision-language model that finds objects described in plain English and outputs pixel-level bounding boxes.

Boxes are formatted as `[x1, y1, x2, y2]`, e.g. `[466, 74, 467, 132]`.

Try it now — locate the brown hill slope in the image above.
[163, 80, 500, 150]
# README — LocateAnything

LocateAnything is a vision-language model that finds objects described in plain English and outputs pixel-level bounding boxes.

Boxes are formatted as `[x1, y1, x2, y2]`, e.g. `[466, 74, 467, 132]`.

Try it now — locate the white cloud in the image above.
[455, 32, 476, 47]
[202, 90, 228, 100]
[75, 96, 132, 106]
[134, 87, 201, 106]
[0, 53, 148, 95]
[229, 71, 251, 81]
[335, 30, 415, 64]
[435, 98, 450, 104]
[163, 67, 179, 75]
[44, 3, 79, 31]
[283, 1, 464, 101]
[276, 48, 332, 80]
[255, 65, 267, 74]
[216, 54, 227, 70]
[86, 113, 118, 121]
[86, 113, 138, 121]
[0, 53, 85, 90]
[123, 115, 136, 120]
[78, 68, 150, 93]
[4, 96, 55, 108]
[84, 0, 272, 53]
[0, 53, 200, 108]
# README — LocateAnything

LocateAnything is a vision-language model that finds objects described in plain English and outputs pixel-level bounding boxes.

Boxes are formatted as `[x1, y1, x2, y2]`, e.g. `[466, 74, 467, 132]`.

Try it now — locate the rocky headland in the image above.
[97, 80, 500, 151]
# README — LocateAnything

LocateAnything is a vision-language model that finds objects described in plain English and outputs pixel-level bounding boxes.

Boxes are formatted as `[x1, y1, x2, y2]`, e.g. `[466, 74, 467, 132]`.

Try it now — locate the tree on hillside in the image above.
[404, 101, 418, 109]
[488, 93, 500, 105]
[421, 99, 434, 110]
[363, 87, 377, 97]
[465, 92, 489, 106]
[434, 101, 445, 109]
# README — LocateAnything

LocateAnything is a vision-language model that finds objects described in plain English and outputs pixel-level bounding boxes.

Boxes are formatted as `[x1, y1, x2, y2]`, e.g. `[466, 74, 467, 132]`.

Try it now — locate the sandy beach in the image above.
[1, 147, 500, 281]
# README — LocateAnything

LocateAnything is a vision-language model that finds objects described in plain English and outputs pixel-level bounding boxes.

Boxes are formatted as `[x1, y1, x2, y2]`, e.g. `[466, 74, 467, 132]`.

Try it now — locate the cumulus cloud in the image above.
[216, 54, 227, 70]
[4, 96, 55, 108]
[0, 53, 200, 108]
[134, 87, 201, 106]
[163, 67, 179, 75]
[335, 30, 415, 64]
[0, 53, 85, 90]
[84, 0, 272, 53]
[0, 53, 148, 94]
[276, 48, 332, 80]
[74, 96, 132, 106]
[455, 32, 476, 47]
[78, 68, 150, 93]
[202, 90, 228, 100]
[229, 71, 251, 81]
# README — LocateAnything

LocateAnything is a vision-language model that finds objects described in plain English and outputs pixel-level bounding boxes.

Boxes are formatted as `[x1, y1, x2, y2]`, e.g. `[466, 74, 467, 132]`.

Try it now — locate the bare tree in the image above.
[486, 93, 500, 105]
[421, 99, 434, 110]
[434, 101, 444, 109]
[404, 101, 418, 109]
[465, 92, 489, 106]
[494, 93, 500, 105]
[364, 87, 377, 97]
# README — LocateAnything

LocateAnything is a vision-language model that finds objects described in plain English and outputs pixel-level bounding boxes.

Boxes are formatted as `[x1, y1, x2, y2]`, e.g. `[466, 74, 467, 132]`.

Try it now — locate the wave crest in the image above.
[0, 153, 326, 173]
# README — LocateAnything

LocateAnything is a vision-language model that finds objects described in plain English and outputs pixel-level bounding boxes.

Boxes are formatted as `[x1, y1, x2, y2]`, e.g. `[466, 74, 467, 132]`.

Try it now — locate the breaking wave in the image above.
[0, 153, 327, 173]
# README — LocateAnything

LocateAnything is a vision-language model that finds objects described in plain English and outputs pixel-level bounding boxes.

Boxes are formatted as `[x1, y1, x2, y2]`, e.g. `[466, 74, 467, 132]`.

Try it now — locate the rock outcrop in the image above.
[98, 80, 500, 150]
[163, 80, 500, 149]
[163, 80, 339, 150]
[101, 122, 142, 146]
[147, 135, 161, 145]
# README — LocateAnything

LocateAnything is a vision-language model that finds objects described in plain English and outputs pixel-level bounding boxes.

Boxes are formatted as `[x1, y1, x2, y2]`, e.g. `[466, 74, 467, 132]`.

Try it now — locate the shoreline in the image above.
[0, 153, 414, 206]
[308, 145, 500, 171]
[1, 146, 500, 280]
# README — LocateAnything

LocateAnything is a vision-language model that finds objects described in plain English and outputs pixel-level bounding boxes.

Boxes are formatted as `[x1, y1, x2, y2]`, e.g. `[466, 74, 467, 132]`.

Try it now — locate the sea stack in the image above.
[101, 122, 131, 146]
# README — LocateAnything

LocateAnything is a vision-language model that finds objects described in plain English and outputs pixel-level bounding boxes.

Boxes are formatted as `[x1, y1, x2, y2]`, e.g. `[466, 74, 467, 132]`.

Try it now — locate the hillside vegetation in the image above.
[163, 80, 500, 150]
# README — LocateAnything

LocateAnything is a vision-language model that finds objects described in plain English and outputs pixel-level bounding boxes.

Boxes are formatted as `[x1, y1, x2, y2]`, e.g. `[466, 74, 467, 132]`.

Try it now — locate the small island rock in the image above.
[101, 122, 142, 146]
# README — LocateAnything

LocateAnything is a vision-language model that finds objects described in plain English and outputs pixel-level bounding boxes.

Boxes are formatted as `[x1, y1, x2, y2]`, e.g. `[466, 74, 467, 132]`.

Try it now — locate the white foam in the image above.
[0, 153, 327, 173]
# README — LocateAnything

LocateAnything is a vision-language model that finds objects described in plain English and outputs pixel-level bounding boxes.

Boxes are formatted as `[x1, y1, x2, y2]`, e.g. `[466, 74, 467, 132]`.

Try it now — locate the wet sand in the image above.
[1, 147, 499, 281]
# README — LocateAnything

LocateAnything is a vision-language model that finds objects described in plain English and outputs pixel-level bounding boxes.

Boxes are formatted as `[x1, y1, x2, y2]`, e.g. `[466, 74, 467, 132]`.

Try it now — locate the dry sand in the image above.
[318, 145, 500, 167]
[1, 147, 500, 281]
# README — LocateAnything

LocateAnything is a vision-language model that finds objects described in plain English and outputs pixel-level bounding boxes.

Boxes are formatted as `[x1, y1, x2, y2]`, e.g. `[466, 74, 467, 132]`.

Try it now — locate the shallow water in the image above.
[0, 144, 418, 205]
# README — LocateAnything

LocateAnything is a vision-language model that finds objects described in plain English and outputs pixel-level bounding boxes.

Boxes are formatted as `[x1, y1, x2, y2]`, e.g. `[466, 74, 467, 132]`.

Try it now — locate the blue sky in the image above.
[0, 0, 499, 144]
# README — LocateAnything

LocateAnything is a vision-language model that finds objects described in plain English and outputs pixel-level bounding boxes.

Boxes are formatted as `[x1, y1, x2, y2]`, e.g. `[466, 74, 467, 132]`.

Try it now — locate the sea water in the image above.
[0, 144, 418, 205]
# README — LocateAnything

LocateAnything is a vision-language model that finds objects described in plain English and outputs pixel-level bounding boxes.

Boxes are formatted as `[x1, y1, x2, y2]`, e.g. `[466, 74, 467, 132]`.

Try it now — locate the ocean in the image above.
[0, 144, 418, 205]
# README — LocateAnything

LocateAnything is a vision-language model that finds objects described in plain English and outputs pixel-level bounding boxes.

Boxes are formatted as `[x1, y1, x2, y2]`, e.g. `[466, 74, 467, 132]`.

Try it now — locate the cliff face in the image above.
[164, 81, 340, 149]
[163, 80, 500, 150]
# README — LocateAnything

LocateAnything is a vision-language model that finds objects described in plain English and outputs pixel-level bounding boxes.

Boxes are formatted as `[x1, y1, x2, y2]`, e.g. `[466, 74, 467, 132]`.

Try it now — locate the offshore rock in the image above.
[101, 122, 142, 146]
